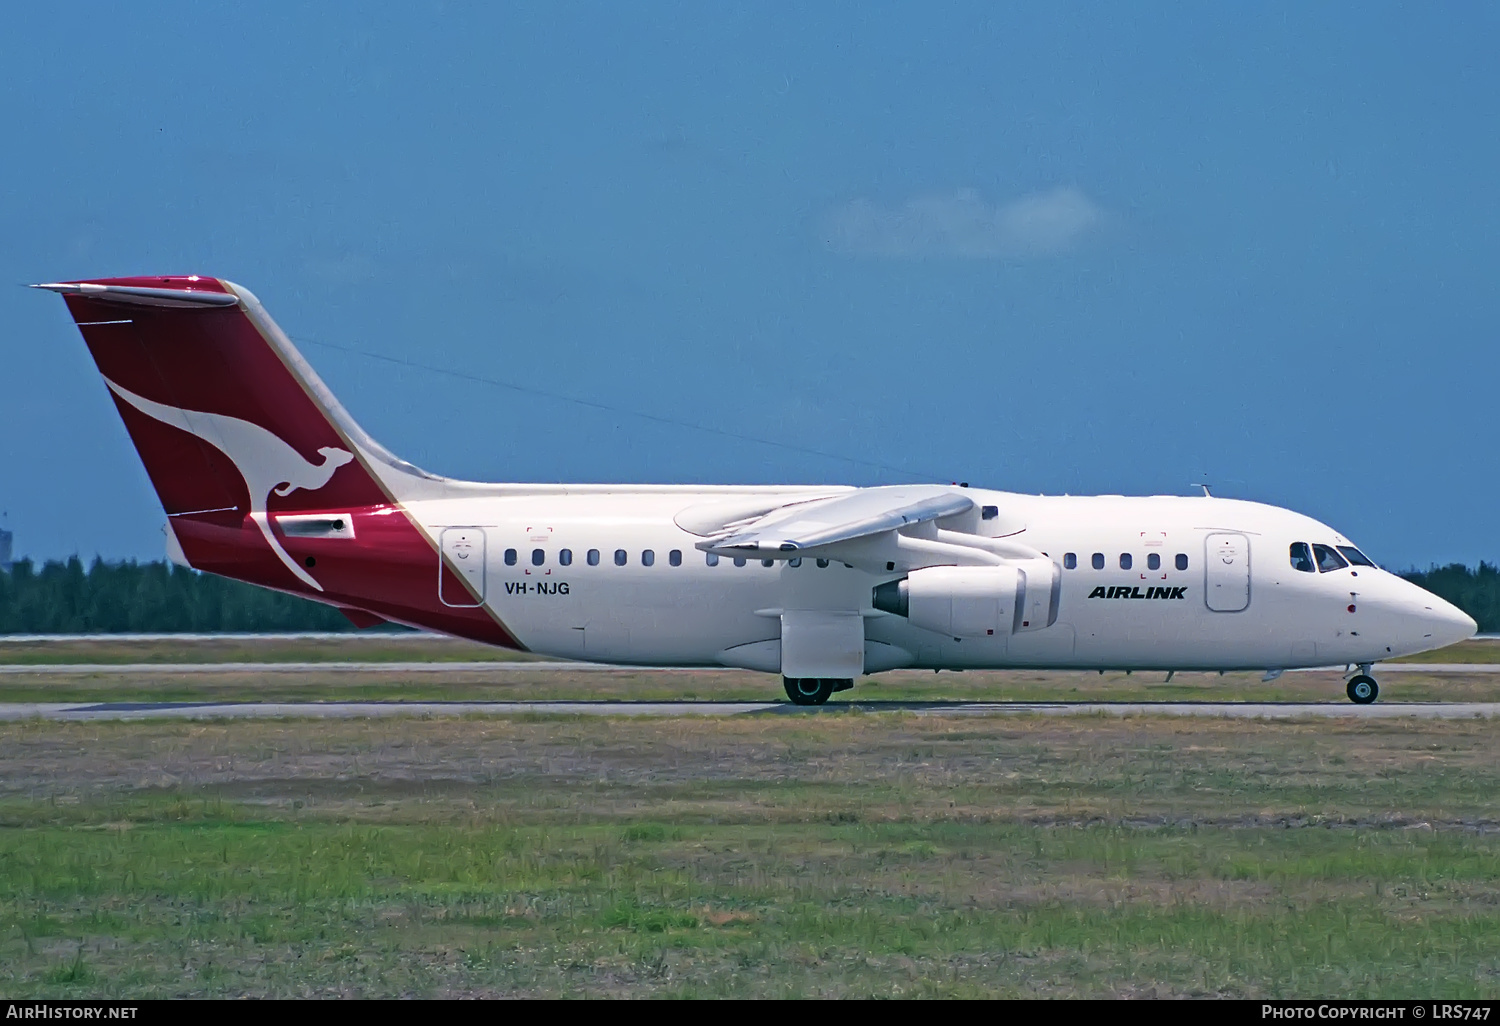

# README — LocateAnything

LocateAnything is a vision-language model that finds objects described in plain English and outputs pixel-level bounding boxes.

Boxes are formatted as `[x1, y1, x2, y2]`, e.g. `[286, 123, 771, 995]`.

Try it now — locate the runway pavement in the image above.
[1, 661, 1497, 675]
[2, 699, 1497, 721]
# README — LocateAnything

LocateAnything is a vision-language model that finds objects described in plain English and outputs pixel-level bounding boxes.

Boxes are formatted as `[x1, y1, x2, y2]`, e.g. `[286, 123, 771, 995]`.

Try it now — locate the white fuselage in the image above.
[44, 276, 1474, 684]
[403, 487, 1475, 672]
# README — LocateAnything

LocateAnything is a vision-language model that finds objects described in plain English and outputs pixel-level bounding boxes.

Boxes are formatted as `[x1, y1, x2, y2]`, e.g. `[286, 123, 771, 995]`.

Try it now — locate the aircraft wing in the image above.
[696, 485, 975, 557]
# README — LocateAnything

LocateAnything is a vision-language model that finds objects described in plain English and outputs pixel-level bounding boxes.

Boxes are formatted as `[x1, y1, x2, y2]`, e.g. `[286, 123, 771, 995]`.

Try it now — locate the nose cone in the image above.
[1430, 595, 1479, 647]
[1410, 586, 1478, 651]
[1363, 575, 1478, 659]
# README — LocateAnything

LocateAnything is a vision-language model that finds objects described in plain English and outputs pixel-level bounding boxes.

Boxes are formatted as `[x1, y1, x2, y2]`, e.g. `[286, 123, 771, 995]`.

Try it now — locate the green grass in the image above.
[5, 811, 1497, 997]
[0, 715, 1497, 997]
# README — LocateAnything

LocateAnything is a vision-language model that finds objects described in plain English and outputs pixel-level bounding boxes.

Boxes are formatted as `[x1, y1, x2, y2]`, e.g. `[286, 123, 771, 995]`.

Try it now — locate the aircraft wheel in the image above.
[783, 677, 834, 706]
[1347, 675, 1379, 705]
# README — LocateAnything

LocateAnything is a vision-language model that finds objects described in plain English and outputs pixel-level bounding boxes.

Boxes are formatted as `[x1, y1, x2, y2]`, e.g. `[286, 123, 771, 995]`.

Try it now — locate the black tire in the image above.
[783, 677, 834, 706]
[1347, 675, 1378, 705]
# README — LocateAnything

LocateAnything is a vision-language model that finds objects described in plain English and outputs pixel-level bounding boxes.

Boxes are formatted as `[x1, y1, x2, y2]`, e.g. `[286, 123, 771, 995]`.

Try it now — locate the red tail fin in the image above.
[39, 276, 387, 517]
[36, 276, 518, 647]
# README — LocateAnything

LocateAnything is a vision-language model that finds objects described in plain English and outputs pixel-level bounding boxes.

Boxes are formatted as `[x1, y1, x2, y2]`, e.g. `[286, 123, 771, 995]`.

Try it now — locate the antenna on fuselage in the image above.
[1195, 483, 1212, 497]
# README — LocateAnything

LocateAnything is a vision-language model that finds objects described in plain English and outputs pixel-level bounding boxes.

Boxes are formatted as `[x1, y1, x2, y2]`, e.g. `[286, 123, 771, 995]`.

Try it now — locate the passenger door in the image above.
[439, 527, 487, 607]
[1204, 532, 1250, 612]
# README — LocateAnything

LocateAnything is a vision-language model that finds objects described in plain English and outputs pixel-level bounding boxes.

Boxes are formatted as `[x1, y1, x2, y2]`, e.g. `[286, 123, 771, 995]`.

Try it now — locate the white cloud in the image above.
[821, 186, 1104, 259]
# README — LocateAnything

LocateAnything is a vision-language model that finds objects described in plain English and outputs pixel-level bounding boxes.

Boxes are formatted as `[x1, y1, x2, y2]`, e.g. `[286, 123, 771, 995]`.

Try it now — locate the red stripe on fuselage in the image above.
[169, 505, 520, 647]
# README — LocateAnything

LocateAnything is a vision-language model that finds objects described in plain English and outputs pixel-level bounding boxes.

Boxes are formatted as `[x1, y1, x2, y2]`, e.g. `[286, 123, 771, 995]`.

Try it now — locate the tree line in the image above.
[0, 556, 1496, 634]
[0, 558, 373, 633]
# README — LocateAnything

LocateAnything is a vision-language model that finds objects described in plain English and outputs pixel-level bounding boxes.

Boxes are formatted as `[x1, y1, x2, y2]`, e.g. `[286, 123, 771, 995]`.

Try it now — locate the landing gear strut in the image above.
[782, 677, 853, 706]
[1347, 664, 1379, 705]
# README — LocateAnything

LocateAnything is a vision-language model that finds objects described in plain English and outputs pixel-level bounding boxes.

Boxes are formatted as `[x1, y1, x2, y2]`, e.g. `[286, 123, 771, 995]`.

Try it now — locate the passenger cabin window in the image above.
[705, 553, 719, 566]
[1063, 553, 1077, 570]
[789, 557, 802, 567]
[981, 505, 999, 520]
[1289, 542, 1316, 573]
[1147, 553, 1160, 571]
[531, 548, 545, 566]
[587, 549, 600, 566]
[1337, 546, 1376, 567]
[1091, 553, 1105, 570]
[1119, 553, 1132, 570]
[1313, 544, 1349, 573]
[669, 549, 682, 567]
[762, 559, 774, 568]
[733, 557, 747, 567]
[504, 548, 517, 566]
[614, 549, 627, 566]
[559, 548, 572, 566]
[816, 558, 830, 568]
[642, 549, 655, 567]
[1175, 553, 1189, 571]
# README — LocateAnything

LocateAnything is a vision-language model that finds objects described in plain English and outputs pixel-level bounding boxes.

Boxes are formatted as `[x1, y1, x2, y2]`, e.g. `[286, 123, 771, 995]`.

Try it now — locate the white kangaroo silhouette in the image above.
[105, 378, 355, 591]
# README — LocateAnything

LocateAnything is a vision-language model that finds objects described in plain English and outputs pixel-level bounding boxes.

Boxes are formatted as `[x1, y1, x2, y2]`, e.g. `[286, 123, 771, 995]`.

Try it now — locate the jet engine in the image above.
[871, 560, 1060, 638]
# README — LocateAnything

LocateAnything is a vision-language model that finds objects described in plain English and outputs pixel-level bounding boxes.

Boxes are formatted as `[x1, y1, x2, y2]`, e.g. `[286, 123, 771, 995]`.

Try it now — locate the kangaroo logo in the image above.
[104, 378, 354, 591]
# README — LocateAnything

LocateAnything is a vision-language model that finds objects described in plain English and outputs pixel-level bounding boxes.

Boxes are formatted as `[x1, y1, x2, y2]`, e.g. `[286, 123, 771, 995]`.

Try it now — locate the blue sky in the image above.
[2, 2, 1497, 568]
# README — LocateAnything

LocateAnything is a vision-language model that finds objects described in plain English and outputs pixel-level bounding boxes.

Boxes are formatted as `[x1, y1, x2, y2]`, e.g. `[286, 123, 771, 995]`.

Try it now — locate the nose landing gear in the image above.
[1346, 664, 1379, 705]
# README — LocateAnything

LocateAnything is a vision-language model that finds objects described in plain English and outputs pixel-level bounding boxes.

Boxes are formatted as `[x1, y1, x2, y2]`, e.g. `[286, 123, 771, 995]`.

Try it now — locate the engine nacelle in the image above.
[872, 565, 1019, 638]
[872, 561, 1060, 638]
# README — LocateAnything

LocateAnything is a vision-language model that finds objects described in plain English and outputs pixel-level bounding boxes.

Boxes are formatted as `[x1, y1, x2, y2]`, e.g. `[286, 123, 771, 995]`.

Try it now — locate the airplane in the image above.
[33, 275, 1477, 705]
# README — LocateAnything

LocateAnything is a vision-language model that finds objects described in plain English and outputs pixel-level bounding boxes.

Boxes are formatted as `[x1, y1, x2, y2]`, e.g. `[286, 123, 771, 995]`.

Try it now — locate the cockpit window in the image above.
[1289, 542, 1316, 573]
[1312, 543, 1349, 573]
[1337, 545, 1376, 568]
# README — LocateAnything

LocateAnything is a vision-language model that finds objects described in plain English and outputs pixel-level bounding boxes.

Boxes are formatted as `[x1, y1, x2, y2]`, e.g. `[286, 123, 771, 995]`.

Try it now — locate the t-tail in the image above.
[34, 275, 519, 646]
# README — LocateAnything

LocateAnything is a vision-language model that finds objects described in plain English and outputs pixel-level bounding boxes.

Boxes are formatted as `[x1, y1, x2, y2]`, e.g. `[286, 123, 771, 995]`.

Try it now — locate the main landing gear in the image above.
[1347, 664, 1379, 705]
[783, 677, 854, 706]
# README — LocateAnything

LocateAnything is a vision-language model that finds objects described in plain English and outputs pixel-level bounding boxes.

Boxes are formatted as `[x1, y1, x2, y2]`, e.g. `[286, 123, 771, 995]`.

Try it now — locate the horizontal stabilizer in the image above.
[32, 281, 241, 308]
